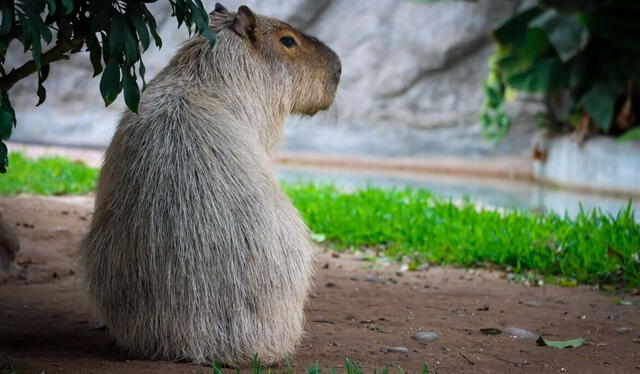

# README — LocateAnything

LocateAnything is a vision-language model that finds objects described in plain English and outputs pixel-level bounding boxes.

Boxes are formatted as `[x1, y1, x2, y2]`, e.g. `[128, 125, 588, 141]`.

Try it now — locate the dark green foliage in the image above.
[481, 0, 640, 140]
[0, 0, 218, 173]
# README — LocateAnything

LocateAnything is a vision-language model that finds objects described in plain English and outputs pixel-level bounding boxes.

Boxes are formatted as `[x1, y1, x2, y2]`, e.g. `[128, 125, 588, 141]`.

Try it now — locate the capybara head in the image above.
[209, 3, 341, 116]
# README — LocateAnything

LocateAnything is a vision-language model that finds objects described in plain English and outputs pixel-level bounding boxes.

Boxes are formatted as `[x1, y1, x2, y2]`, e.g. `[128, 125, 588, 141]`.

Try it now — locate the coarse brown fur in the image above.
[79, 4, 340, 367]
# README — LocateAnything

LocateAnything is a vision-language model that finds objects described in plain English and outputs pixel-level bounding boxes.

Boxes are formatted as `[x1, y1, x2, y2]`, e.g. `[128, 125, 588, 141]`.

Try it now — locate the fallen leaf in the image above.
[536, 336, 584, 349]
[367, 325, 389, 334]
[558, 279, 577, 287]
[613, 298, 633, 306]
[480, 328, 502, 335]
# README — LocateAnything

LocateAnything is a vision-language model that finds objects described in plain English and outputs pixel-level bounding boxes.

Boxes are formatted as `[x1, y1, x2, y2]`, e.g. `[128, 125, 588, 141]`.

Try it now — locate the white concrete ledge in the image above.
[533, 135, 640, 196]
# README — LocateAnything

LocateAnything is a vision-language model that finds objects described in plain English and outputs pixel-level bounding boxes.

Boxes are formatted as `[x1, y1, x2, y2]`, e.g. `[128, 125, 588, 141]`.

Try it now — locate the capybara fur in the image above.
[79, 3, 341, 367]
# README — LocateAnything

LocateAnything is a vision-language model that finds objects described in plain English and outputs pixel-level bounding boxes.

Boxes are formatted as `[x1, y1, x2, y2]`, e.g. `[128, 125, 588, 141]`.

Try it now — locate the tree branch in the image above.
[0, 37, 84, 91]
[1, 16, 83, 92]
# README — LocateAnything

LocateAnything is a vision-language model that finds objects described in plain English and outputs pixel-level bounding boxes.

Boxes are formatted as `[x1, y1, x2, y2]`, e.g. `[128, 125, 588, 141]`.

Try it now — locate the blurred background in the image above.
[5, 0, 640, 218]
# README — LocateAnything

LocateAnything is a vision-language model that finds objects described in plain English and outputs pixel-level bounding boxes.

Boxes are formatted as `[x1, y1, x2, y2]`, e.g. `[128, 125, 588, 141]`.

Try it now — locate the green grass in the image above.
[284, 183, 640, 288]
[2, 152, 639, 287]
[0, 152, 98, 195]
[208, 356, 429, 374]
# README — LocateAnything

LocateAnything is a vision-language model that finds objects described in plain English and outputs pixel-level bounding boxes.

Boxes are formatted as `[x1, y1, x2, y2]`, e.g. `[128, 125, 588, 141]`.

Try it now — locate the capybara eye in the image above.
[280, 36, 297, 48]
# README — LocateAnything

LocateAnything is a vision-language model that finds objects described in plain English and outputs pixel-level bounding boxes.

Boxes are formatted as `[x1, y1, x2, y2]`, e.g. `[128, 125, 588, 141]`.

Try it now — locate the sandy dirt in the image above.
[0, 196, 639, 374]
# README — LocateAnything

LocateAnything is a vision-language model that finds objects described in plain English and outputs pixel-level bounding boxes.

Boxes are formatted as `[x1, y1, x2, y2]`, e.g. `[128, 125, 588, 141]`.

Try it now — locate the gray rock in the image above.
[504, 327, 538, 340]
[388, 346, 411, 355]
[8, 1, 537, 157]
[614, 327, 632, 334]
[365, 275, 385, 283]
[411, 331, 440, 343]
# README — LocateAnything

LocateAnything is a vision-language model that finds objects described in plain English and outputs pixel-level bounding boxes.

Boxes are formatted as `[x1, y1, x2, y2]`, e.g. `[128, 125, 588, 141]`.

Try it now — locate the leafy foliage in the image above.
[480, 0, 640, 141]
[0, 0, 217, 173]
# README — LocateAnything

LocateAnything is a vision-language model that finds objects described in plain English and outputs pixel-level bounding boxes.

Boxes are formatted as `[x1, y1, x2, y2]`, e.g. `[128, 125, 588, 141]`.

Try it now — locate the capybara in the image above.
[80, 3, 340, 367]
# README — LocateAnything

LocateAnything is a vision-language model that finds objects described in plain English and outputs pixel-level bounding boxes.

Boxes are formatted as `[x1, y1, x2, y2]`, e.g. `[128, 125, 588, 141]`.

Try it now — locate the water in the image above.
[275, 165, 639, 221]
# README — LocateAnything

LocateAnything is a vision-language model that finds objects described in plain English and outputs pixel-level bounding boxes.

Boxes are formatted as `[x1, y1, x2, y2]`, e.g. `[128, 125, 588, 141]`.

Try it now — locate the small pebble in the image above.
[606, 314, 620, 320]
[614, 327, 632, 334]
[93, 322, 107, 331]
[411, 331, 440, 343]
[388, 346, 410, 355]
[504, 327, 538, 340]
[521, 300, 540, 307]
[365, 275, 385, 283]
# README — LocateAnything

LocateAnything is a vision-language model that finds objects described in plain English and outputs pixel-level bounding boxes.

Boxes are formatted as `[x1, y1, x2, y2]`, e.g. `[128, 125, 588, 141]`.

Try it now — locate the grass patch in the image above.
[0, 152, 98, 195]
[208, 356, 429, 374]
[284, 183, 640, 288]
[1, 152, 638, 287]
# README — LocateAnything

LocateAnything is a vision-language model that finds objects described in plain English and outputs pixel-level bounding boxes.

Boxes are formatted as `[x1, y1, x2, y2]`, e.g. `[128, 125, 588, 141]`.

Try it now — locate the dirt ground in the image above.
[0, 196, 639, 374]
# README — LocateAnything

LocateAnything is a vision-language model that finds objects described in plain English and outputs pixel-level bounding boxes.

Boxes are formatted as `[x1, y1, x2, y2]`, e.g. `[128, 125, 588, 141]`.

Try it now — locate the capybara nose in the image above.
[333, 62, 342, 85]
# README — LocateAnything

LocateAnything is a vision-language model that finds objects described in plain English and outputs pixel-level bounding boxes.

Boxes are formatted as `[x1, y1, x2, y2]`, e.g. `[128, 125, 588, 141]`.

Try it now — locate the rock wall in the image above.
[7, 0, 538, 157]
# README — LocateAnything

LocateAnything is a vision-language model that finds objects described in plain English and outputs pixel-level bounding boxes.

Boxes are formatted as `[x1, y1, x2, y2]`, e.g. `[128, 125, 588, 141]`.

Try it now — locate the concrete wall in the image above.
[533, 135, 640, 195]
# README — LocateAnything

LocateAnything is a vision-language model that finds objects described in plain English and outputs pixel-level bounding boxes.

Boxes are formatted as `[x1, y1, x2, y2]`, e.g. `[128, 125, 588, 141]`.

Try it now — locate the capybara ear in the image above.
[210, 2, 229, 15]
[233, 6, 257, 42]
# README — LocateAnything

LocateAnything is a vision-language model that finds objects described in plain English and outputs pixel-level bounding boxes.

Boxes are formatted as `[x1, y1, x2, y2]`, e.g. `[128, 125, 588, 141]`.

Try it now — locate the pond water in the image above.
[275, 165, 639, 221]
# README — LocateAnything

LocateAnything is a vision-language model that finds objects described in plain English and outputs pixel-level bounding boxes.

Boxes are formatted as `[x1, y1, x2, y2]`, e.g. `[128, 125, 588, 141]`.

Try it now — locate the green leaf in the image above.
[36, 64, 50, 106]
[0, 2, 13, 36]
[0, 141, 7, 173]
[99, 59, 121, 106]
[122, 22, 139, 65]
[86, 34, 103, 77]
[0, 89, 16, 141]
[188, 0, 217, 44]
[493, 7, 542, 48]
[138, 58, 147, 91]
[16, 12, 33, 51]
[61, 0, 74, 14]
[536, 336, 584, 349]
[129, 9, 151, 51]
[496, 29, 550, 74]
[144, 8, 163, 48]
[31, 33, 42, 71]
[579, 83, 618, 131]
[530, 9, 589, 62]
[24, 7, 52, 44]
[122, 70, 140, 113]
[45, 0, 56, 14]
[506, 57, 568, 92]
[480, 328, 502, 335]
[618, 127, 640, 142]
[109, 13, 126, 57]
